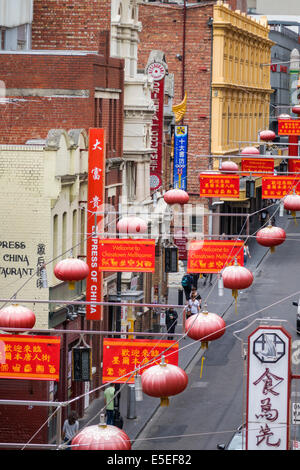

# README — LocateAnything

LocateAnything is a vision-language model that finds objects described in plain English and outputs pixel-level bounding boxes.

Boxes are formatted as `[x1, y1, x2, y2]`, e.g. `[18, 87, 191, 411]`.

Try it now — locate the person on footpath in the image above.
[165, 307, 178, 340]
[181, 273, 194, 300]
[185, 289, 201, 317]
[104, 383, 115, 425]
[62, 410, 79, 449]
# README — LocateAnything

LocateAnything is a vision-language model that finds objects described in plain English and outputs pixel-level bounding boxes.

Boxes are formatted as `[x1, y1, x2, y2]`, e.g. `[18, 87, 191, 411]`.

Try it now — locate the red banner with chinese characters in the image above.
[98, 239, 155, 272]
[288, 159, 300, 175]
[86, 128, 106, 320]
[278, 119, 300, 136]
[102, 338, 179, 383]
[262, 176, 300, 199]
[241, 158, 274, 176]
[199, 174, 240, 198]
[0, 335, 60, 381]
[187, 240, 244, 273]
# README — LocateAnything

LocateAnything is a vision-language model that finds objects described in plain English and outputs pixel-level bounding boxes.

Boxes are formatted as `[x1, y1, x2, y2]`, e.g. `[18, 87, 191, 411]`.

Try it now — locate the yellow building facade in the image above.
[211, 2, 274, 157]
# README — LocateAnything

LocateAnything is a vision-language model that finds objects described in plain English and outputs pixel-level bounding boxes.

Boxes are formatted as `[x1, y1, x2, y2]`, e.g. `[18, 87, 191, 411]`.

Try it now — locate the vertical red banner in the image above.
[147, 62, 166, 191]
[86, 129, 105, 320]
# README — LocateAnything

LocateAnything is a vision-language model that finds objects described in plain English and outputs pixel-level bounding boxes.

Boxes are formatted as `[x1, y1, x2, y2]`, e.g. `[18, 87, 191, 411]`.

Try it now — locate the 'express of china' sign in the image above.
[262, 176, 300, 199]
[86, 128, 105, 321]
[0, 335, 60, 381]
[102, 338, 178, 384]
[199, 174, 239, 198]
[187, 240, 244, 273]
[98, 239, 155, 272]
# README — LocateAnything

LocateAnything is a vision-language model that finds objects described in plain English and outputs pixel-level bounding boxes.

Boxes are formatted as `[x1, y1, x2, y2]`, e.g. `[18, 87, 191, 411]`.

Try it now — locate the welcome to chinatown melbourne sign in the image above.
[246, 326, 291, 450]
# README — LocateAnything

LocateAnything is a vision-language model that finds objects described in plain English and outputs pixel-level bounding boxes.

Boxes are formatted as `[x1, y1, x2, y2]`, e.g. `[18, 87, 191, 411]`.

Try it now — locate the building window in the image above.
[72, 209, 77, 257]
[62, 212, 67, 258]
[1, 24, 31, 51]
[53, 215, 58, 261]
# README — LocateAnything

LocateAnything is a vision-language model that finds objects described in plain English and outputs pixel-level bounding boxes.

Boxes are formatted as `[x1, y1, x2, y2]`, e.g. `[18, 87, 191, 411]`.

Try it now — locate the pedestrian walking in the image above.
[113, 409, 124, 429]
[62, 410, 79, 449]
[165, 307, 178, 340]
[181, 273, 193, 300]
[191, 273, 199, 289]
[104, 384, 115, 425]
[185, 289, 201, 318]
[243, 243, 251, 265]
[203, 273, 213, 286]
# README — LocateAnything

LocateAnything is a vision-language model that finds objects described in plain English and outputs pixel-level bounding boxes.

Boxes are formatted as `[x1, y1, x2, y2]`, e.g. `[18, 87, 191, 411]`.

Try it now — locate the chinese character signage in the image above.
[187, 240, 244, 273]
[86, 128, 105, 321]
[0, 335, 61, 381]
[246, 326, 291, 450]
[278, 119, 300, 136]
[98, 239, 155, 273]
[288, 159, 300, 175]
[241, 158, 274, 177]
[102, 338, 179, 384]
[147, 61, 166, 191]
[199, 174, 240, 198]
[173, 125, 188, 190]
[262, 176, 300, 199]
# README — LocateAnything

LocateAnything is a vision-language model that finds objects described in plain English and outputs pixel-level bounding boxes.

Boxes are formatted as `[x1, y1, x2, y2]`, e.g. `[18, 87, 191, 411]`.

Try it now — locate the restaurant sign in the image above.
[246, 326, 291, 450]
[86, 128, 105, 321]
[0, 334, 61, 381]
[102, 338, 179, 384]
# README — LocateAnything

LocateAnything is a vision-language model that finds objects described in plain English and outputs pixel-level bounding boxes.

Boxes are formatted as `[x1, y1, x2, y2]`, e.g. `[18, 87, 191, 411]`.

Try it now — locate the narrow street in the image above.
[133, 215, 300, 450]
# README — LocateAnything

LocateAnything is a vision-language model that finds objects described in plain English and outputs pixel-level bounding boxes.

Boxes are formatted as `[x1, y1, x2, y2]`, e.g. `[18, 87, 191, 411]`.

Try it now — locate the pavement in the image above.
[78, 205, 288, 447]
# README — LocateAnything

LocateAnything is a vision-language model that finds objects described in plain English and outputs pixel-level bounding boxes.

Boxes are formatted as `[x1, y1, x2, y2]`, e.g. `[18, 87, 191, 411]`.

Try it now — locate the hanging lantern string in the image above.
[1, 184, 291, 310]
[0, 209, 97, 311]
[204, 176, 300, 303]
[19, 283, 300, 450]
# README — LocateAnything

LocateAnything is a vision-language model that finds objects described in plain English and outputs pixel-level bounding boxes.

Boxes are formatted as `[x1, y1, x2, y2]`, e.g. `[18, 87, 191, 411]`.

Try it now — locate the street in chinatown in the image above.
[132, 213, 300, 451]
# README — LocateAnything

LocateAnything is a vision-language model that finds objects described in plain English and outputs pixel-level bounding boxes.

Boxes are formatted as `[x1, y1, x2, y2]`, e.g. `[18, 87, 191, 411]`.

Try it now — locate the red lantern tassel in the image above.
[291, 211, 298, 225]
[160, 397, 169, 407]
[232, 289, 238, 314]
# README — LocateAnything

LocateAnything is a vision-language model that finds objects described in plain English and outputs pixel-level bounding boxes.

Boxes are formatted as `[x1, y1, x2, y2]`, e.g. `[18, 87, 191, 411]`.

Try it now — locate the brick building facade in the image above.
[0, 0, 125, 447]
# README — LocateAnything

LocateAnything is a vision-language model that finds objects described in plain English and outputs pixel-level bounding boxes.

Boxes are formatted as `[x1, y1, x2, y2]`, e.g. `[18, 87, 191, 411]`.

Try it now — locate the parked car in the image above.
[292, 300, 300, 334]
[217, 424, 245, 450]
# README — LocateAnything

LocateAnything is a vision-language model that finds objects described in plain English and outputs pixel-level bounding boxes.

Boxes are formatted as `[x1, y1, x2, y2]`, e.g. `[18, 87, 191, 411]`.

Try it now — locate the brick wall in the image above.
[0, 49, 124, 153]
[0, 380, 49, 445]
[139, 3, 213, 195]
[32, 0, 111, 51]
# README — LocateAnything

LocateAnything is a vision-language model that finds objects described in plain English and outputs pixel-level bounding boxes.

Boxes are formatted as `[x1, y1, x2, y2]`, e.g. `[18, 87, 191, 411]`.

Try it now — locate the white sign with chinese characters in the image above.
[246, 326, 291, 450]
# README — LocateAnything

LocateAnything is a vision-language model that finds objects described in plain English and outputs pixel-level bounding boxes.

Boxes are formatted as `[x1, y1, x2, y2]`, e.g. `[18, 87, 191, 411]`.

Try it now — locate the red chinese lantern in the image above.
[259, 130, 276, 142]
[284, 192, 300, 223]
[256, 224, 286, 252]
[163, 188, 189, 205]
[220, 160, 239, 174]
[222, 259, 253, 309]
[117, 216, 148, 234]
[71, 414, 131, 450]
[241, 146, 260, 155]
[184, 305, 226, 349]
[54, 258, 89, 290]
[141, 356, 188, 406]
[0, 304, 36, 333]
[292, 105, 300, 115]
